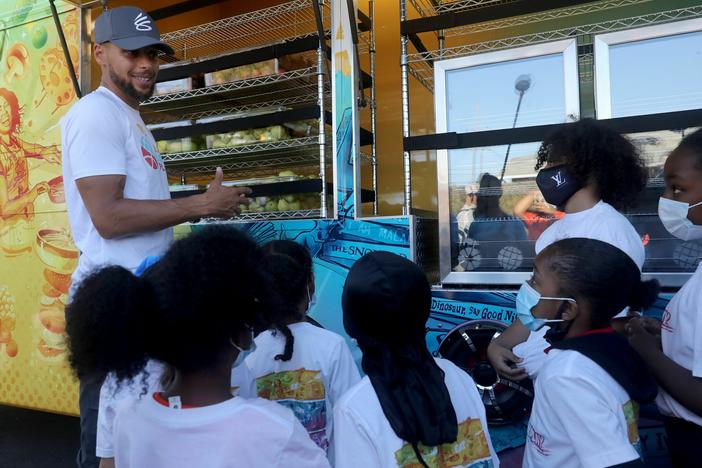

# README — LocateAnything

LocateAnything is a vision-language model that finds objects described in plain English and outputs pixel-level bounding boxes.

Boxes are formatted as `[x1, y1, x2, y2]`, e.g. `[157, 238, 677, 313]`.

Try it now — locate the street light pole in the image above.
[500, 75, 532, 182]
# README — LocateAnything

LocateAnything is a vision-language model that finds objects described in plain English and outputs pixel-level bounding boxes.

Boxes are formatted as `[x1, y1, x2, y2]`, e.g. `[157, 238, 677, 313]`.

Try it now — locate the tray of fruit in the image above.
[204, 59, 280, 87]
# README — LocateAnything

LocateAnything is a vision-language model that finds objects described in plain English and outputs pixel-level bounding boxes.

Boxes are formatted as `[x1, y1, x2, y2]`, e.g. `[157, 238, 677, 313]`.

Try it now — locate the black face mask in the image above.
[544, 303, 574, 344]
[535, 165, 584, 208]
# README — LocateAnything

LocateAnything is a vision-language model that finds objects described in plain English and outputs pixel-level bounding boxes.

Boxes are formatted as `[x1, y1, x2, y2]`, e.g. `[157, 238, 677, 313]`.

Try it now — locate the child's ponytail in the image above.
[66, 266, 157, 381]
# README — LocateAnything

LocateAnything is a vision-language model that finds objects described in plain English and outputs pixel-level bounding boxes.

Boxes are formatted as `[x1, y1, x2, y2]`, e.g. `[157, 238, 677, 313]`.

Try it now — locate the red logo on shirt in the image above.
[661, 309, 673, 333]
[141, 146, 164, 172]
[528, 426, 550, 456]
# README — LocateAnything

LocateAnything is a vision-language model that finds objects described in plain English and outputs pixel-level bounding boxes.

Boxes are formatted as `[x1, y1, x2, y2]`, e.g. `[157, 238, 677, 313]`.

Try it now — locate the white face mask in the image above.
[658, 197, 702, 241]
[231, 326, 256, 368]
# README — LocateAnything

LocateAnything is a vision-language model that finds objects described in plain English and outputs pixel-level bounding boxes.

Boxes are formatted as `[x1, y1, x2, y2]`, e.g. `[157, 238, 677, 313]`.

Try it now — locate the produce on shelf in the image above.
[284, 119, 320, 138]
[154, 77, 193, 95]
[278, 52, 316, 72]
[204, 59, 280, 86]
[236, 170, 321, 214]
[241, 192, 321, 214]
[157, 135, 206, 154]
[207, 125, 290, 149]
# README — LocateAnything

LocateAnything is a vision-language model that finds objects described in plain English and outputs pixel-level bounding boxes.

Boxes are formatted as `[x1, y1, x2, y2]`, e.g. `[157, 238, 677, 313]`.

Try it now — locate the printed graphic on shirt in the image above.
[256, 369, 328, 450]
[139, 134, 165, 172]
[256, 368, 325, 400]
[278, 399, 327, 448]
[394, 418, 493, 468]
[623, 400, 642, 454]
[660, 308, 673, 333]
[527, 425, 550, 457]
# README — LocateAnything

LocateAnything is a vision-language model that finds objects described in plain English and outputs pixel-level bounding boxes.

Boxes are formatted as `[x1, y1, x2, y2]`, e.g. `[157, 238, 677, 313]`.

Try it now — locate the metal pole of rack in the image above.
[369, 0, 378, 215]
[400, 0, 412, 215]
[317, 2, 328, 218]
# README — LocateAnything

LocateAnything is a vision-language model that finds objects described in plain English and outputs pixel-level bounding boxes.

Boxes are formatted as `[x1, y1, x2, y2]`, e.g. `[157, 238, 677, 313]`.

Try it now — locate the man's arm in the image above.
[77, 168, 250, 239]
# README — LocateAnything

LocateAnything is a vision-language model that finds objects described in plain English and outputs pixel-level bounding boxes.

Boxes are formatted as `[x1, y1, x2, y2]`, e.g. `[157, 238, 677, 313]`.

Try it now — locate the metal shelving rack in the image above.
[142, 67, 324, 120]
[160, 137, 328, 176]
[143, 0, 377, 222]
[399, 0, 702, 214]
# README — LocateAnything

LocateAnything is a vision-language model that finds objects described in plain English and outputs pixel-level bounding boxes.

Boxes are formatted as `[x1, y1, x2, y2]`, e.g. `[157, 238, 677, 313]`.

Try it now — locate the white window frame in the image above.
[594, 18, 702, 119]
[433, 40, 580, 285]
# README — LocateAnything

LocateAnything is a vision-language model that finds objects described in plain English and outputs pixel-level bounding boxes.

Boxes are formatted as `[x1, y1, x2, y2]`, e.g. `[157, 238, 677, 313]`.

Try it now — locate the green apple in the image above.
[31, 25, 48, 49]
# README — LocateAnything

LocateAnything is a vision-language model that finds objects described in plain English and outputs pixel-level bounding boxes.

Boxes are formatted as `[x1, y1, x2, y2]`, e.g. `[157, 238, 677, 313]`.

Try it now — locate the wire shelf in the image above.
[406, 5, 702, 92]
[161, 0, 329, 62]
[142, 66, 322, 120]
[196, 209, 324, 224]
[149, 95, 332, 125]
[408, 0, 518, 18]
[159, 0, 370, 62]
[442, 0, 651, 38]
[162, 137, 329, 176]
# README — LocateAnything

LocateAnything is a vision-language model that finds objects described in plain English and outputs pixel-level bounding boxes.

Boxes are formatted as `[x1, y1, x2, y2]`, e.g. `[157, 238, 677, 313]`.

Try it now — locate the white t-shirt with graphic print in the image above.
[656, 262, 702, 426]
[332, 358, 499, 468]
[61, 86, 172, 287]
[113, 393, 330, 468]
[524, 349, 641, 468]
[245, 322, 361, 452]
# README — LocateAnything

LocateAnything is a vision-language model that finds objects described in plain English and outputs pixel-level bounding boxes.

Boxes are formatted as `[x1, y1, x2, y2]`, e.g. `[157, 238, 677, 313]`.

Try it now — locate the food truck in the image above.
[1, 0, 700, 462]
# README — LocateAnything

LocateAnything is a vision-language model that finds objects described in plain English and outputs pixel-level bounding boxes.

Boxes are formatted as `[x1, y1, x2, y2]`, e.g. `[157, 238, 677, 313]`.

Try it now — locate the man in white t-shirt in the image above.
[60, 7, 250, 468]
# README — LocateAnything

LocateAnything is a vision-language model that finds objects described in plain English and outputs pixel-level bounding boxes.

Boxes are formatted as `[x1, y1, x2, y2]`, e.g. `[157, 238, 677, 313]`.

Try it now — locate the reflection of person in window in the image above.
[456, 183, 479, 232]
[467, 174, 528, 265]
[0, 88, 60, 255]
[513, 190, 564, 241]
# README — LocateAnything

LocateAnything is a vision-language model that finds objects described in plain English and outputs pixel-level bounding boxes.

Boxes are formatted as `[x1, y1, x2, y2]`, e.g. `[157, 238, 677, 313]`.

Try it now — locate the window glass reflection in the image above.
[608, 31, 702, 117]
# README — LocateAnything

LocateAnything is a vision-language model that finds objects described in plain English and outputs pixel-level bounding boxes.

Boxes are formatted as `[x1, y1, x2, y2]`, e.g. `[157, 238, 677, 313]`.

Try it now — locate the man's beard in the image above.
[109, 67, 154, 102]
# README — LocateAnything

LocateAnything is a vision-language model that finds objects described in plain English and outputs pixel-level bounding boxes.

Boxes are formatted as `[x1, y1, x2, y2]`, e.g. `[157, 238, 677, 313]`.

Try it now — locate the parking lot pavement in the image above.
[0, 404, 79, 467]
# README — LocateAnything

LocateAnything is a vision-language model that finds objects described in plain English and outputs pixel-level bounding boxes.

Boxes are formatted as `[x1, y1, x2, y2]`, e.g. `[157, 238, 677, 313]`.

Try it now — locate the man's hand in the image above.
[201, 168, 252, 218]
[487, 341, 527, 381]
[625, 317, 662, 357]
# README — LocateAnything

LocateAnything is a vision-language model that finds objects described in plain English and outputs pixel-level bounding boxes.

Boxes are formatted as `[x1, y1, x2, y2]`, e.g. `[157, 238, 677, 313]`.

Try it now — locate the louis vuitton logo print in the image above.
[551, 171, 566, 188]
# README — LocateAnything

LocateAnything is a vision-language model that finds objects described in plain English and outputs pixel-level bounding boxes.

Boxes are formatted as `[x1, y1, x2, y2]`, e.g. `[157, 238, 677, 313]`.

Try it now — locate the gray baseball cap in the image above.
[94, 6, 174, 55]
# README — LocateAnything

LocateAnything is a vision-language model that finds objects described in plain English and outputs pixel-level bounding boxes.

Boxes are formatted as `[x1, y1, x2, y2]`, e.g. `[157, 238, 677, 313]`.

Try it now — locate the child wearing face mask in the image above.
[245, 240, 361, 454]
[519, 238, 659, 468]
[66, 227, 329, 468]
[488, 119, 648, 381]
[626, 128, 702, 466]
